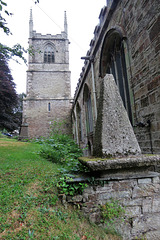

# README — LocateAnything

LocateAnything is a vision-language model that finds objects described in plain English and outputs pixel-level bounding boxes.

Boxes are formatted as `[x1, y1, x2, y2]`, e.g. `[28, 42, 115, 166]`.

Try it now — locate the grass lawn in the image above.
[0, 137, 121, 240]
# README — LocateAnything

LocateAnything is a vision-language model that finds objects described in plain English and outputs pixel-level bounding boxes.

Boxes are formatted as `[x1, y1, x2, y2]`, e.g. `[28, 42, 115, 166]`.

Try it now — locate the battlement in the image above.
[32, 31, 67, 40]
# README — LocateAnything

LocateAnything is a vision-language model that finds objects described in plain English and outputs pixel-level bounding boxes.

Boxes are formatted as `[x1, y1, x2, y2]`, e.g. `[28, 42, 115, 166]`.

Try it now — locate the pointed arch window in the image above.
[100, 29, 133, 125]
[44, 44, 55, 63]
[76, 103, 83, 142]
[84, 84, 93, 134]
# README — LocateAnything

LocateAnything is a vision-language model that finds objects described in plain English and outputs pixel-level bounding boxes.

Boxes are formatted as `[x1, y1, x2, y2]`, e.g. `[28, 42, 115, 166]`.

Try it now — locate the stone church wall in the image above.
[23, 99, 71, 138]
[72, 0, 160, 155]
[66, 172, 160, 240]
[63, 155, 160, 239]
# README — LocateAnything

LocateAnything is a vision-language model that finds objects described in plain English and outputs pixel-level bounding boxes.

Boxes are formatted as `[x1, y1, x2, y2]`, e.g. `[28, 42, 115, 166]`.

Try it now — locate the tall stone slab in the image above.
[94, 74, 141, 157]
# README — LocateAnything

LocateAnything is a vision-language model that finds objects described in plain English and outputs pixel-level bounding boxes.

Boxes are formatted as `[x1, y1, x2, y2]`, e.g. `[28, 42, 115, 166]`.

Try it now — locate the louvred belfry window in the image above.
[44, 44, 55, 63]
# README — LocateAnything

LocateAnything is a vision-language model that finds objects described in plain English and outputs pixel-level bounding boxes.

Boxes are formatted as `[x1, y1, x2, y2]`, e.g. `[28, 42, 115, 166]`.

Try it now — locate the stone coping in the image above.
[66, 171, 160, 183]
[78, 154, 160, 171]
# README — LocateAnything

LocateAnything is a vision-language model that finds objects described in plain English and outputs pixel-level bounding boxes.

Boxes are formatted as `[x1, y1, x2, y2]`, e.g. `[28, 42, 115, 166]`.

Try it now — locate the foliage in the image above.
[39, 133, 82, 165]
[0, 43, 27, 63]
[0, 1, 27, 132]
[49, 120, 68, 136]
[0, 0, 26, 62]
[0, 129, 7, 138]
[0, 0, 28, 62]
[100, 200, 125, 224]
[13, 92, 26, 130]
[0, 0, 12, 35]
[0, 53, 19, 131]
[57, 176, 88, 196]
[100, 200, 125, 236]
[37, 121, 89, 196]
[0, 138, 119, 240]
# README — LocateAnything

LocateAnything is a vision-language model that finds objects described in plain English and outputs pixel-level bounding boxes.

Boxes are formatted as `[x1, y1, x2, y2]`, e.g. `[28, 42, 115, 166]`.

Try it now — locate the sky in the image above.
[1, 0, 106, 96]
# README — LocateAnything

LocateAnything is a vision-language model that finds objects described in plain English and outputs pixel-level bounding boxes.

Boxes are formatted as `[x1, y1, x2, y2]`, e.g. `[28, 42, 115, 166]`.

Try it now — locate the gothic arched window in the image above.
[44, 44, 55, 63]
[83, 84, 93, 134]
[100, 29, 133, 125]
[76, 103, 83, 143]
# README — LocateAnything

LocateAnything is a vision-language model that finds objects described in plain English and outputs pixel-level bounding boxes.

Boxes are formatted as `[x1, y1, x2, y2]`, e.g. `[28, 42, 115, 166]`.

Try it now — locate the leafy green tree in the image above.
[0, 53, 19, 131]
[0, 0, 26, 62]
[13, 92, 26, 129]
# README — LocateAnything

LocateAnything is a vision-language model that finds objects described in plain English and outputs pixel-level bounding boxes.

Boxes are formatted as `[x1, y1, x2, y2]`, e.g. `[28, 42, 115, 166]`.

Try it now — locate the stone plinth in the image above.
[62, 155, 160, 239]
[19, 123, 28, 140]
[79, 154, 160, 172]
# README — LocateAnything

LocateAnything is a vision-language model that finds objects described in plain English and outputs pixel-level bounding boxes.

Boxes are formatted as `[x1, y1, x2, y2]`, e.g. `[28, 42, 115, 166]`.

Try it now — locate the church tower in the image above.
[20, 10, 72, 138]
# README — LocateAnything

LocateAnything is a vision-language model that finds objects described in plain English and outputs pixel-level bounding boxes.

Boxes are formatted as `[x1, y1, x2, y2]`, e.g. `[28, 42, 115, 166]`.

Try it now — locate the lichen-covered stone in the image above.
[99, 74, 141, 157]
[79, 154, 160, 171]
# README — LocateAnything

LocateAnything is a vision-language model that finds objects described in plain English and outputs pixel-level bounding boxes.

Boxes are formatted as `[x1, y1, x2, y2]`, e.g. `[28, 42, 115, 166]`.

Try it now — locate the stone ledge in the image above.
[79, 154, 160, 172]
[67, 171, 160, 184]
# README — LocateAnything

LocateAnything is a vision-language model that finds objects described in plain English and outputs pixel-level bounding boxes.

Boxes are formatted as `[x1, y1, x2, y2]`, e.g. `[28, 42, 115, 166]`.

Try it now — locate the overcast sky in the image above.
[1, 0, 106, 96]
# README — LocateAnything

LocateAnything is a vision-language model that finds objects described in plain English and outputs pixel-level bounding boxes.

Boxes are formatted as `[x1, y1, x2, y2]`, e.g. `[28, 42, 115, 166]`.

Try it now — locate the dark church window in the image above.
[84, 84, 93, 134]
[48, 102, 51, 112]
[44, 44, 55, 63]
[76, 103, 83, 142]
[100, 29, 133, 125]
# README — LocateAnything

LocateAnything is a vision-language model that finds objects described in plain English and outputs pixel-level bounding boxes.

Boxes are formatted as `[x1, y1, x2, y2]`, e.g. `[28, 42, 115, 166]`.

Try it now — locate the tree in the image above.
[0, 0, 39, 131]
[0, 0, 26, 62]
[13, 92, 26, 130]
[0, 53, 19, 131]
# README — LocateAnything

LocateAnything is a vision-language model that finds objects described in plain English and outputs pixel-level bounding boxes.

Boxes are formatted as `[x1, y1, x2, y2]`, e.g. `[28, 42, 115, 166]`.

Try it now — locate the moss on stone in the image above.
[79, 156, 115, 163]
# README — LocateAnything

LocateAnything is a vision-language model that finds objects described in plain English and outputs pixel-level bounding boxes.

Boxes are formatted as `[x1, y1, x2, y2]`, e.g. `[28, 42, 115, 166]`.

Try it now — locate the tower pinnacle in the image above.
[29, 8, 33, 37]
[64, 11, 68, 38]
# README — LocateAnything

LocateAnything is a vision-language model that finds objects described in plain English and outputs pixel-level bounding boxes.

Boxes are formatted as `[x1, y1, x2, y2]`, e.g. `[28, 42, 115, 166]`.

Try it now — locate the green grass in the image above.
[0, 138, 121, 240]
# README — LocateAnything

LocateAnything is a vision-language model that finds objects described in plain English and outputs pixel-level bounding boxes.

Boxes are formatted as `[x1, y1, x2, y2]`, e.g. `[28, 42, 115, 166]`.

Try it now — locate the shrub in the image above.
[57, 176, 88, 196]
[39, 134, 82, 165]
[100, 200, 125, 223]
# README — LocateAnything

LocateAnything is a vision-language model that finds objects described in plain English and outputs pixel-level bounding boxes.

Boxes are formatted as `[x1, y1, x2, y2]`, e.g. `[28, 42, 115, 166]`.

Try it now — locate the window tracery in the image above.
[100, 29, 133, 124]
[44, 44, 55, 63]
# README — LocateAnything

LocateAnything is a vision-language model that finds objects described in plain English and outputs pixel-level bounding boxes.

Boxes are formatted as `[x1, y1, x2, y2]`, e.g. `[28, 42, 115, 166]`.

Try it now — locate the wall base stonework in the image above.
[20, 98, 72, 139]
[63, 155, 160, 240]
[19, 123, 28, 140]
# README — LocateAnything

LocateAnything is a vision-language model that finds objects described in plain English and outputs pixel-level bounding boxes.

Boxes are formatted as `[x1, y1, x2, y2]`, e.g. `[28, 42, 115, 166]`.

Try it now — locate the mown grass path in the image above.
[0, 138, 120, 240]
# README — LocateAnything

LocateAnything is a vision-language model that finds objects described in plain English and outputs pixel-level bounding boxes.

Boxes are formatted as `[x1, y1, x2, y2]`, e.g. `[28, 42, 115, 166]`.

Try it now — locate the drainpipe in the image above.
[81, 56, 97, 121]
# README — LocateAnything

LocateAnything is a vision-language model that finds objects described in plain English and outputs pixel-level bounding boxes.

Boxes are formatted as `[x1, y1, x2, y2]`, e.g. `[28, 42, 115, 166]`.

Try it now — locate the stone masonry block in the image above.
[152, 176, 160, 183]
[146, 230, 160, 240]
[132, 213, 160, 236]
[138, 178, 152, 184]
[132, 184, 160, 198]
[123, 198, 143, 207]
[98, 190, 132, 201]
[142, 197, 153, 213]
[152, 196, 160, 212]
[125, 206, 142, 218]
